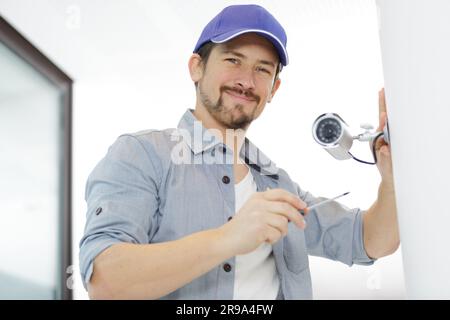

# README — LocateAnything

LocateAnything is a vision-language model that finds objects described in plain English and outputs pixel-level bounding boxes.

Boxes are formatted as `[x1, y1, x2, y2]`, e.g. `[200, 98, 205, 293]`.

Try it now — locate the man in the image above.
[80, 4, 399, 300]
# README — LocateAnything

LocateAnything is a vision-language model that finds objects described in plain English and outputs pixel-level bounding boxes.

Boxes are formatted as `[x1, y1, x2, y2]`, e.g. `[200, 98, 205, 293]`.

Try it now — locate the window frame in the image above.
[0, 15, 73, 300]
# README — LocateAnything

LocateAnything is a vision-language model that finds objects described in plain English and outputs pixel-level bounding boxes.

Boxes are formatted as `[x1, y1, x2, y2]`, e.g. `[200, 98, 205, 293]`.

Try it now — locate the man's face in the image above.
[196, 33, 281, 130]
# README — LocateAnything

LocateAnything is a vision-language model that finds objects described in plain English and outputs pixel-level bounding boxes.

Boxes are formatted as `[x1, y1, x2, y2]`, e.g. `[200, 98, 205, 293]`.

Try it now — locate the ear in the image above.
[268, 78, 281, 103]
[188, 54, 204, 83]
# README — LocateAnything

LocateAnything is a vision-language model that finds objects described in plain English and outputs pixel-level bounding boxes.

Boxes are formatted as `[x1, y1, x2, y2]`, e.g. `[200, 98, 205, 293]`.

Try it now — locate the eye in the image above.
[256, 66, 271, 75]
[225, 58, 239, 64]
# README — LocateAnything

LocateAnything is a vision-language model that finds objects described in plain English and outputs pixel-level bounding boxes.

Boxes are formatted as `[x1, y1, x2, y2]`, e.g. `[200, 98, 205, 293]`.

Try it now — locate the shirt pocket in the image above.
[283, 225, 309, 274]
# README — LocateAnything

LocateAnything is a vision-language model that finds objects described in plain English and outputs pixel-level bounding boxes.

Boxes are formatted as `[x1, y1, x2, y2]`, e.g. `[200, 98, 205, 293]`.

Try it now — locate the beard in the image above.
[199, 82, 261, 130]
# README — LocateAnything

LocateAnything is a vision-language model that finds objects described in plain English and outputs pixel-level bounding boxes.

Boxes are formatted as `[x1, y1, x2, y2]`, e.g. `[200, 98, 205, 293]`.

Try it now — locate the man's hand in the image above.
[218, 188, 307, 256]
[363, 88, 399, 259]
[373, 88, 394, 185]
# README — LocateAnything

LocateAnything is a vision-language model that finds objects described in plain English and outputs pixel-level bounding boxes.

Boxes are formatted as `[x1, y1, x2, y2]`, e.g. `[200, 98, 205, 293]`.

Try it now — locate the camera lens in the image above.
[316, 118, 342, 144]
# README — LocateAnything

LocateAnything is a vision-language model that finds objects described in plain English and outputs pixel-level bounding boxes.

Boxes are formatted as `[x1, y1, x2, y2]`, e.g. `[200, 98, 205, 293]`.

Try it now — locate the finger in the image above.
[376, 87, 387, 132]
[379, 88, 387, 115]
[376, 111, 387, 132]
[301, 207, 310, 216]
[264, 226, 282, 244]
[262, 188, 307, 211]
[264, 214, 289, 237]
[265, 200, 305, 228]
[378, 144, 391, 157]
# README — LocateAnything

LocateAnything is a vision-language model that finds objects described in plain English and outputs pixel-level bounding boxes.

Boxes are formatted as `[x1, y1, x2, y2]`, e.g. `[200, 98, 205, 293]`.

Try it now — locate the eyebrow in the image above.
[221, 49, 277, 69]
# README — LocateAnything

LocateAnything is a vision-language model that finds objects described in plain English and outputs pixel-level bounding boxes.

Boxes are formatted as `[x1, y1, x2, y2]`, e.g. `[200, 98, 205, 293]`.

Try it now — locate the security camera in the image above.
[312, 113, 354, 160]
[312, 113, 390, 164]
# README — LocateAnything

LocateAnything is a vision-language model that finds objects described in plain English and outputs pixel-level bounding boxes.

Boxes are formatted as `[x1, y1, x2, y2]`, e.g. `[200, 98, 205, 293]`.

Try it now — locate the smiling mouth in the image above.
[225, 90, 257, 103]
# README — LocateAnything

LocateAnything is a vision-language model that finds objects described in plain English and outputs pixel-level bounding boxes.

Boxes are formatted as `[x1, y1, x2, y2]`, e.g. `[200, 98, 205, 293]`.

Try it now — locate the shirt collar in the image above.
[176, 109, 279, 179]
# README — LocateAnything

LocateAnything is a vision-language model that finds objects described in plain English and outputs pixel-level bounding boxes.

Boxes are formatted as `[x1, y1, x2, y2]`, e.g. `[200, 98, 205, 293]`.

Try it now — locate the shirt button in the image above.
[222, 176, 230, 184]
[95, 207, 102, 215]
[223, 263, 232, 272]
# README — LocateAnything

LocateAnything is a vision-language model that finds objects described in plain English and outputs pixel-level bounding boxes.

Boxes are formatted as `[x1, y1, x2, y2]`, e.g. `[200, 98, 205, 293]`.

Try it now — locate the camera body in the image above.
[312, 113, 354, 160]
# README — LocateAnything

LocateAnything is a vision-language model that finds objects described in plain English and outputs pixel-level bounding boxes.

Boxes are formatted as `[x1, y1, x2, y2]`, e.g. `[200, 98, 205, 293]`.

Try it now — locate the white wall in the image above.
[377, 0, 450, 299]
[0, 0, 405, 299]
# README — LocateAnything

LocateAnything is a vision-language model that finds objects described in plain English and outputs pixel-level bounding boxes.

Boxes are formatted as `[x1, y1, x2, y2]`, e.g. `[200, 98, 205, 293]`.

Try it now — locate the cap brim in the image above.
[211, 29, 289, 66]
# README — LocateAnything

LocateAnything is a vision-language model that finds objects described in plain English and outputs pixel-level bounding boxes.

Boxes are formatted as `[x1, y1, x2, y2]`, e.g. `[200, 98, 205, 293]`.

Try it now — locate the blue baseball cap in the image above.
[193, 4, 289, 66]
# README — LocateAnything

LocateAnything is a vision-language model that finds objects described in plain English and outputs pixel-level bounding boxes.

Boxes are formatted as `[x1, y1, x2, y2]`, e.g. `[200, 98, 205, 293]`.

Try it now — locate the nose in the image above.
[234, 66, 256, 91]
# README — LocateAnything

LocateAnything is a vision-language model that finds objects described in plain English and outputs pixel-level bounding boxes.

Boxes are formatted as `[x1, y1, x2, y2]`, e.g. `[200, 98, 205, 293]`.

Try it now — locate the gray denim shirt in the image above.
[79, 109, 375, 299]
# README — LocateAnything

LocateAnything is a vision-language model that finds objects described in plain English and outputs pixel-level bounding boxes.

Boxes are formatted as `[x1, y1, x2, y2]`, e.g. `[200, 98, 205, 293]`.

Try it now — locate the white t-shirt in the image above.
[233, 167, 280, 300]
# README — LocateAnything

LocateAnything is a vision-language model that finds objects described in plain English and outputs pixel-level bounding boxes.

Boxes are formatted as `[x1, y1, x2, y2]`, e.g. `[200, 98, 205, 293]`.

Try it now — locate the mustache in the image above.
[220, 86, 260, 103]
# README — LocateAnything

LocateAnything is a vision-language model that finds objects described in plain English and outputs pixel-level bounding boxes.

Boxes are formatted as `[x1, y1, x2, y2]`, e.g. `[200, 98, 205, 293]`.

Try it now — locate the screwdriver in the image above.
[300, 192, 350, 216]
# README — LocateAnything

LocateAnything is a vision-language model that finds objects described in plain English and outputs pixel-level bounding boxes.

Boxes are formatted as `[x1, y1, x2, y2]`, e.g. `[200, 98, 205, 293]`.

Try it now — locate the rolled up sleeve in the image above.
[79, 134, 161, 290]
[294, 183, 376, 267]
